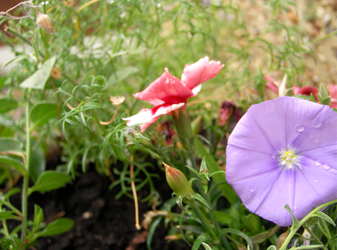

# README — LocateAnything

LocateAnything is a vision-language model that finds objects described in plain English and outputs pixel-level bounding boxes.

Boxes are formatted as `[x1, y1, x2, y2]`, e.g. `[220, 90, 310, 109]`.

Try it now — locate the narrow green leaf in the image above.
[5, 187, 21, 199]
[283, 204, 299, 227]
[3, 54, 30, 67]
[218, 228, 253, 250]
[30, 102, 58, 129]
[38, 218, 74, 237]
[194, 138, 237, 205]
[192, 234, 212, 250]
[0, 155, 27, 176]
[315, 211, 336, 227]
[0, 138, 23, 152]
[201, 242, 212, 250]
[20, 56, 56, 89]
[0, 211, 22, 220]
[29, 171, 71, 195]
[146, 216, 162, 250]
[34, 204, 44, 226]
[106, 66, 139, 86]
[191, 193, 210, 209]
[0, 98, 18, 113]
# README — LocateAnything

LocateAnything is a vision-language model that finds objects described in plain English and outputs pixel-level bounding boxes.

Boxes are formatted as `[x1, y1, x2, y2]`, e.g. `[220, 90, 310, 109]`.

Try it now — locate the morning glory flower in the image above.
[226, 96, 337, 226]
[123, 57, 223, 132]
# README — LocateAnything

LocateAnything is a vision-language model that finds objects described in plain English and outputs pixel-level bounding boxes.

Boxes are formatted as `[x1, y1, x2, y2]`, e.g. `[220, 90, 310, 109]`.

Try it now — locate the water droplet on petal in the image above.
[315, 160, 322, 167]
[310, 134, 314, 138]
[293, 205, 298, 211]
[295, 125, 306, 133]
[248, 185, 254, 192]
[271, 155, 276, 159]
[323, 164, 331, 170]
[314, 139, 320, 144]
[314, 179, 318, 183]
[313, 122, 321, 128]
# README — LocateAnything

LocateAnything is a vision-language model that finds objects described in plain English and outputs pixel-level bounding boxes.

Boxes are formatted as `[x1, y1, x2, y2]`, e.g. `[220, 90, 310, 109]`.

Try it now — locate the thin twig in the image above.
[99, 105, 119, 125]
[130, 155, 141, 230]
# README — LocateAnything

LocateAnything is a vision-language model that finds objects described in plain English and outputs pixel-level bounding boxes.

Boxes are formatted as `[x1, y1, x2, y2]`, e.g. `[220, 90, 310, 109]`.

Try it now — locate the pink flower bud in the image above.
[163, 162, 194, 199]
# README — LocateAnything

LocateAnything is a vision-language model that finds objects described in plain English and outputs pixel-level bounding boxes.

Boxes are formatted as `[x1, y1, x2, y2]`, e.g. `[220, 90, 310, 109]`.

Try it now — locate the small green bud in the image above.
[318, 83, 331, 106]
[163, 162, 194, 199]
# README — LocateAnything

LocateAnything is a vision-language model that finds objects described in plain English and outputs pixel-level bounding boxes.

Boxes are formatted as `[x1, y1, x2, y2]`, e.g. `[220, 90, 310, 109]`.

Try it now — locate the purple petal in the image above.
[226, 96, 337, 226]
[291, 104, 337, 152]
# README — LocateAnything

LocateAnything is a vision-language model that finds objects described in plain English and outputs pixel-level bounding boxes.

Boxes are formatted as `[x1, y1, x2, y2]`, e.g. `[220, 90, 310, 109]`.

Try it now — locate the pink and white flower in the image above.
[123, 57, 224, 132]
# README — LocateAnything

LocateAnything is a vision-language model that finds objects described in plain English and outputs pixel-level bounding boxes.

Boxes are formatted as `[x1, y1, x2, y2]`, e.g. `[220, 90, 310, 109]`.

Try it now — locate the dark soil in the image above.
[9, 166, 189, 250]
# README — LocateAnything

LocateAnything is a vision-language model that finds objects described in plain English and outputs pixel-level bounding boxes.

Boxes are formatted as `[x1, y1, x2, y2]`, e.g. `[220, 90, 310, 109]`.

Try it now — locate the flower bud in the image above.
[36, 12, 54, 34]
[163, 162, 194, 199]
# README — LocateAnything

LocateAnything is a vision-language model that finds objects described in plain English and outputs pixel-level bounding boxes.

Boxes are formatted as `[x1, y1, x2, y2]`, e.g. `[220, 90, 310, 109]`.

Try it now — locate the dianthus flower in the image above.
[226, 96, 337, 226]
[123, 57, 223, 132]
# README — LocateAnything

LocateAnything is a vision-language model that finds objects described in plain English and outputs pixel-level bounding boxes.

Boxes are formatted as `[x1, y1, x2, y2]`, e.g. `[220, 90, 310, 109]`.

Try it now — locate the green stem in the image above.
[0, 206, 9, 237]
[190, 199, 221, 249]
[280, 199, 337, 250]
[91, 109, 106, 134]
[302, 224, 324, 247]
[21, 89, 32, 249]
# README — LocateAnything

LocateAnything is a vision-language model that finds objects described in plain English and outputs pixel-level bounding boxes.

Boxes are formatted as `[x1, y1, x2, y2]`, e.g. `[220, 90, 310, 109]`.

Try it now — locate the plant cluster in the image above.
[0, 0, 336, 250]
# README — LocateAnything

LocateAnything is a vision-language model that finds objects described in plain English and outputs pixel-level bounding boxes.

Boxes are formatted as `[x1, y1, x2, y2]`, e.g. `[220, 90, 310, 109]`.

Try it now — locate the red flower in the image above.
[293, 85, 318, 100]
[123, 57, 223, 131]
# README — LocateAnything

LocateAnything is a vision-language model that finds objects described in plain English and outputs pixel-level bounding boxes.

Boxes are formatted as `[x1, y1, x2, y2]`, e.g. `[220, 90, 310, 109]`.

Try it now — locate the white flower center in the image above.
[280, 151, 301, 170]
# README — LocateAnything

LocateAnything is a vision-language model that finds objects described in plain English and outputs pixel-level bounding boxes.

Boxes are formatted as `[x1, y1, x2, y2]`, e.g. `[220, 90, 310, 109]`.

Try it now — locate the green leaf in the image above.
[218, 228, 253, 250]
[37, 218, 74, 237]
[213, 211, 232, 225]
[201, 242, 212, 250]
[266, 246, 277, 250]
[314, 211, 336, 227]
[0, 98, 18, 113]
[192, 234, 212, 250]
[34, 204, 44, 226]
[106, 66, 139, 86]
[0, 138, 23, 152]
[0, 211, 22, 220]
[29, 142, 46, 183]
[20, 57, 56, 89]
[194, 138, 237, 205]
[3, 54, 30, 67]
[29, 171, 71, 195]
[146, 216, 162, 250]
[0, 155, 27, 176]
[0, 114, 14, 127]
[191, 193, 210, 209]
[328, 235, 337, 246]
[5, 187, 21, 199]
[283, 204, 299, 227]
[318, 83, 331, 106]
[30, 102, 58, 129]
[241, 213, 261, 234]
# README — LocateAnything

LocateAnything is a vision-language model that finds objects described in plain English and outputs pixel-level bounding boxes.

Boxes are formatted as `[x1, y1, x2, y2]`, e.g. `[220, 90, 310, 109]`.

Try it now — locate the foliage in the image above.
[0, 0, 336, 249]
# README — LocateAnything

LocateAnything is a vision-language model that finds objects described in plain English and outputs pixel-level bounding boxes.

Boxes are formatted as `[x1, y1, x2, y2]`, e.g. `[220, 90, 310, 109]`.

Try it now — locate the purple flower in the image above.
[226, 96, 337, 226]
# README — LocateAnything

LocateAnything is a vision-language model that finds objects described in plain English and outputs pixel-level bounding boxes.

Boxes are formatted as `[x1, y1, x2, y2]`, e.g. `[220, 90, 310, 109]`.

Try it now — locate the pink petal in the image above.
[134, 69, 194, 103]
[264, 75, 279, 94]
[123, 103, 185, 132]
[181, 56, 223, 91]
